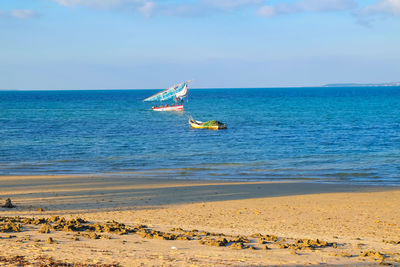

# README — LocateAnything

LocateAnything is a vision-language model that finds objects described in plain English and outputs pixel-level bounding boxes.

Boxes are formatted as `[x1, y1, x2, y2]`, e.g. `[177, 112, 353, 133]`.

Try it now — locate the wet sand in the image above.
[1, 175, 400, 266]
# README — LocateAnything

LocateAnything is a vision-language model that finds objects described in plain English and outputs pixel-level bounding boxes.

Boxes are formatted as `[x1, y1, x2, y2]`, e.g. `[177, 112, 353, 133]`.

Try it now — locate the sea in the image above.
[1, 87, 399, 186]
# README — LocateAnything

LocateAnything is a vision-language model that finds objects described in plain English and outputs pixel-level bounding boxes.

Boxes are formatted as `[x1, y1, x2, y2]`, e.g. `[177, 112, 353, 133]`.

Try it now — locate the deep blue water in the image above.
[1, 87, 400, 185]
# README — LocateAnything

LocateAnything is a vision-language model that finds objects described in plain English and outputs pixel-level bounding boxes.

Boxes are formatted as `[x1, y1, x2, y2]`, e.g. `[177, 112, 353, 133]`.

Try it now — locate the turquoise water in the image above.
[1, 87, 399, 185]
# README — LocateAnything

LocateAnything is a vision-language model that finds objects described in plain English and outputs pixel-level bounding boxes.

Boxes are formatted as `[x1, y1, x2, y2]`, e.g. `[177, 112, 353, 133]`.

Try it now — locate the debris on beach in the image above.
[0, 255, 121, 266]
[0, 219, 21, 233]
[80, 232, 100, 239]
[330, 252, 353, 258]
[38, 223, 51, 233]
[198, 235, 254, 249]
[251, 233, 279, 243]
[0, 256, 29, 266]
[230, 242, 246, 249]
[1, 215, 399, 265]
[278, 238, 338, 250]
[360, 250, 386, 261]
[383, 239, 400, 245]
[138, 228, 191, 241]
[46, 237, 56, 244]
[230, 236, 250, 243]
[2, 198, 15, 209]
[199, 237, 228, 247]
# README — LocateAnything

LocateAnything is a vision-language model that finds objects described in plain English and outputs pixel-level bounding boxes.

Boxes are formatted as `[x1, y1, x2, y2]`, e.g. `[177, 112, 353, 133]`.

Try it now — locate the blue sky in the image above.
[1, 0, 399, 89]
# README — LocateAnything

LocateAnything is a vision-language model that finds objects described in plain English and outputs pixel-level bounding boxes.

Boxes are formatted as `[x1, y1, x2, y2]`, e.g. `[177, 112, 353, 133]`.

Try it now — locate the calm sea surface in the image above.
[1, 87, 399, 185]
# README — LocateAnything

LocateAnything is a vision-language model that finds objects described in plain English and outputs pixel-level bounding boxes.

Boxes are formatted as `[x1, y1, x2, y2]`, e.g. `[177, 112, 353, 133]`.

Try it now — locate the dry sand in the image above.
[1, 174, 400, 266]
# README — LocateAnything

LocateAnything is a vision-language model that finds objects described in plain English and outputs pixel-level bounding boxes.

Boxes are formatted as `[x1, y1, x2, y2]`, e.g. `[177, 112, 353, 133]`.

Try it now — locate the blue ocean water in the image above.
[1, 87, 399, 185]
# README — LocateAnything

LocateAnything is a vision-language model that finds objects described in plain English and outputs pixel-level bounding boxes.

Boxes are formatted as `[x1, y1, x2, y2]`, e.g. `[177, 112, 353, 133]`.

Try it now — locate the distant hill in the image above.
[324, 82, 400, 87]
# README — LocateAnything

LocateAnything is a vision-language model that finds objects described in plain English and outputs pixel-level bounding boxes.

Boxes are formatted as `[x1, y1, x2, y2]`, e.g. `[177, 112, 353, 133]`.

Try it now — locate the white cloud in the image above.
[257, 0, 358, 17]
[352, 0, 400, 27]
[203, 0, 261, 10]
[156, 0, 263, 17]
[46, 0, 400, 22]
[10, 9, 39, 19]
[138, 1, 155, 17]
[51, 0, 262, 16]
[295, 0, 358, 12]
[52, 0, 147, 9]
[257, 6, 276, 17]
[51, 0, 162, 17]
[359, 0, 400, 17]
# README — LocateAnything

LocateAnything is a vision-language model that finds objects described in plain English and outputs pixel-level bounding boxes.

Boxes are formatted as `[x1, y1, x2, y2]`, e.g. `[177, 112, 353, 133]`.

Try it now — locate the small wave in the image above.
[322, 172, 378, 178]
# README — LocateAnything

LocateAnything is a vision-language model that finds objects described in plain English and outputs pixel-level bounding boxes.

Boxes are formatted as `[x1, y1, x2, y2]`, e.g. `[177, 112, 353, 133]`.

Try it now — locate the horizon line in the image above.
[1, 82, 400, 91]
[0, 86, 315, 91]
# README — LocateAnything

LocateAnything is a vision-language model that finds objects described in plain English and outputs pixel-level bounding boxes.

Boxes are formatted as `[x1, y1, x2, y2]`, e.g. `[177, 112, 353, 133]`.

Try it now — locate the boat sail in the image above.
[143, 81, 191, 111]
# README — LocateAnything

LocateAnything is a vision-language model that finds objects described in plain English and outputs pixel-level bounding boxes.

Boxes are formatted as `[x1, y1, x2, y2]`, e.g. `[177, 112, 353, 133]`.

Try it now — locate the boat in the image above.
[189, 116, 227, 130]
[143, 81, 191, 111]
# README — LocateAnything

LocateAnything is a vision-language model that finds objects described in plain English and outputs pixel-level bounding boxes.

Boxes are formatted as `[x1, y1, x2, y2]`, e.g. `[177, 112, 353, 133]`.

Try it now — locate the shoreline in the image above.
[1, 174, 400, 266]
[2, 171, 399, 187]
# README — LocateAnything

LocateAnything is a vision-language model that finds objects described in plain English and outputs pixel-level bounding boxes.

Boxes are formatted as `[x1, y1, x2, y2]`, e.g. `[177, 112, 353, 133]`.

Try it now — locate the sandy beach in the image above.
[1, 174, 400, 266]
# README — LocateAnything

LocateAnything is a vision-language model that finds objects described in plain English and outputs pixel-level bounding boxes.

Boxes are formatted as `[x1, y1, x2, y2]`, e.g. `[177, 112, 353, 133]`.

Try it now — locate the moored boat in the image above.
[189, 116, 227, 130]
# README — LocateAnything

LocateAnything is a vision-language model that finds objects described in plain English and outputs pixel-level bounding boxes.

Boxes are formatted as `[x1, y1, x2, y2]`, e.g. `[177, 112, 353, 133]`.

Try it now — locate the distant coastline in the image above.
[324, 82, 400, 87]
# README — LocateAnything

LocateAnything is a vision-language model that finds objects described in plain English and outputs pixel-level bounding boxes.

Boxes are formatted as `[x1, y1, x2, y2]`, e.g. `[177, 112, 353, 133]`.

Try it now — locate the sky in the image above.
[0, 0, 399, 89]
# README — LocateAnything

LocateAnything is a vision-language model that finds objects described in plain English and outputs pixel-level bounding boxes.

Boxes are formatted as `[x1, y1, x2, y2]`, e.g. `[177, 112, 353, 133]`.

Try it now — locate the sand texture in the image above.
[1, 175, 400, 266]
